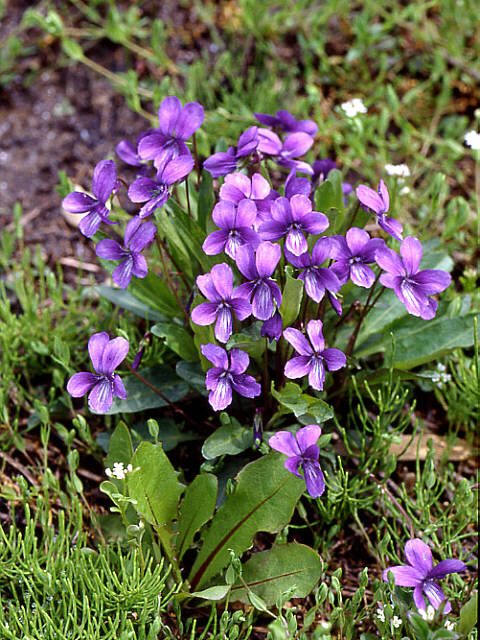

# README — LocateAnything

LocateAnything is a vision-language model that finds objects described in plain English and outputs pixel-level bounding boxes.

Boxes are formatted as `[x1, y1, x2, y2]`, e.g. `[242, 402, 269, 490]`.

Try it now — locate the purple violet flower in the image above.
[62, 160, 117, 238]
[259, 194, 329, 256]
[254, 110, 318, 136]
[219, 172, 274, 222]
[202, 199, 260, 259]
[330, 228, 385, 288]
[269, 424, 325, 498]
[191, 263, 251, 343]
[201, 344, 261, 411]
[285, 170, 311, 198]
[261, 309, 283, 342]
[67, 332, 129, 413]
[138, 96, 204, 171]
[376, 236, 451, 320]
[356, 179, 403, 241]
[235, 242, 282, 320]
[203, 127, 259, 177]
[128, 155, 194, 218]
[96, 217, 156, 289]
[285, 237, 341, 303]
[257, 129, 314, 175]
[116, 130, 154, 170]
[383, 538, 466, 614]
[283, 319, 346, 390]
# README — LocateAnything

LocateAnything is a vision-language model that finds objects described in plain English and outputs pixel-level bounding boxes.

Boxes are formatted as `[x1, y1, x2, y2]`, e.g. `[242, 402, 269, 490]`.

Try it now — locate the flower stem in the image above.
[345, 273, 384, 358]
[155, 238, 189, 322]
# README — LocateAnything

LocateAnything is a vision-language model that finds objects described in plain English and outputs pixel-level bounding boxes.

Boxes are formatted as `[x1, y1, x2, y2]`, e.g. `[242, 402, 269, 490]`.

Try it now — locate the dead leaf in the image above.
[390, 433, 471, 461]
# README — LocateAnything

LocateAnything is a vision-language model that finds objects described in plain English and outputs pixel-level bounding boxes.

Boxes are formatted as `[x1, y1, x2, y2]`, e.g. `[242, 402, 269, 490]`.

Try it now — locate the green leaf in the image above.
[129, 272, 182, 318]
[388, 311, 478, 369]
[315, 179, 336, 212]
[105, 421, 133, 468]
[96, 286, 169, 321]
[230, 543, 322, 605]
[151, 322, 198, 361]
[176, 474, 217, 560]
[176, 361, 208, 395]
[189, 454, 304, 590]
[226, 332, 265, 364]
[190, 585, 230, 600]
[271, 382, 333, 425]
[128, 442, 183, 529]
[197, 171, 215, 232]
[164, 200, 217, 275]
[457, 592, 478, 635]
[190, 307, 216, 370]
[61, 37, 84, 61]
[103, 366, 189, 414]
[279, 268, 303, 328]
[408, 612, 431, 640]
[202, 415, 253, 460]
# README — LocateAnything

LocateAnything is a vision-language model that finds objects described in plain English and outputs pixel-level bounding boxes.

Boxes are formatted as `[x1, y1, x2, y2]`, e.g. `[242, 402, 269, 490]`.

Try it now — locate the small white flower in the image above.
[385, 163, 410, 178]
[391, 615, 402, 628]
[445, 620, 455, 630]
[376, 606, 386, 622]
[437, 363, 446, 372]
[111, 461, 126, 479]
[126, 463, 133, 473]
[464, 130, 480, 150]
[105, 467, 112, 477]
[419, 605, 435, 621]
[341, 98, 367, 117]
[399, 186, 410, 195]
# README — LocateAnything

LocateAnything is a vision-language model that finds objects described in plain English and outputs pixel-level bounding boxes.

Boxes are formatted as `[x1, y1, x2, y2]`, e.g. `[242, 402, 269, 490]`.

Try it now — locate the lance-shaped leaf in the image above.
[189, 454, 304, 590]
[202, 414, 253, 460]
[96, 286, 167, 321]
[176, 473, 217, 561]
[279, 268, 303, 328]
[128, 442, 183, 529]
[197, 170, 215, 232]
[151, 322, 198, 361]
[388, 310, 477, 369]
[230, 543, 322, 605]
[104, 421, 133, 469]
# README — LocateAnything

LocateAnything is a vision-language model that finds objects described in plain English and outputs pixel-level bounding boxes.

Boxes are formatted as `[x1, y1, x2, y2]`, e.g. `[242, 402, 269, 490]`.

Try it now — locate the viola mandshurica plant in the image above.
[61, 97, 471, 614]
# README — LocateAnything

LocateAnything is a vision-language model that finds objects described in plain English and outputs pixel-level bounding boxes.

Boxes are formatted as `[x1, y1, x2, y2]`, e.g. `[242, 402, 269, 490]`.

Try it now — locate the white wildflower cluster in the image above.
[464, 130, 480, 150]
[432, 362, 452, 389]
[385, 163, 411, 179]
[340, 98, 367, 117]
[419, 605, 436, 621]
[444, 620, 455, 630]
[105, 461, 133, 480]
[391, 615, 402, 629]
[376, 605, 385, 622]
